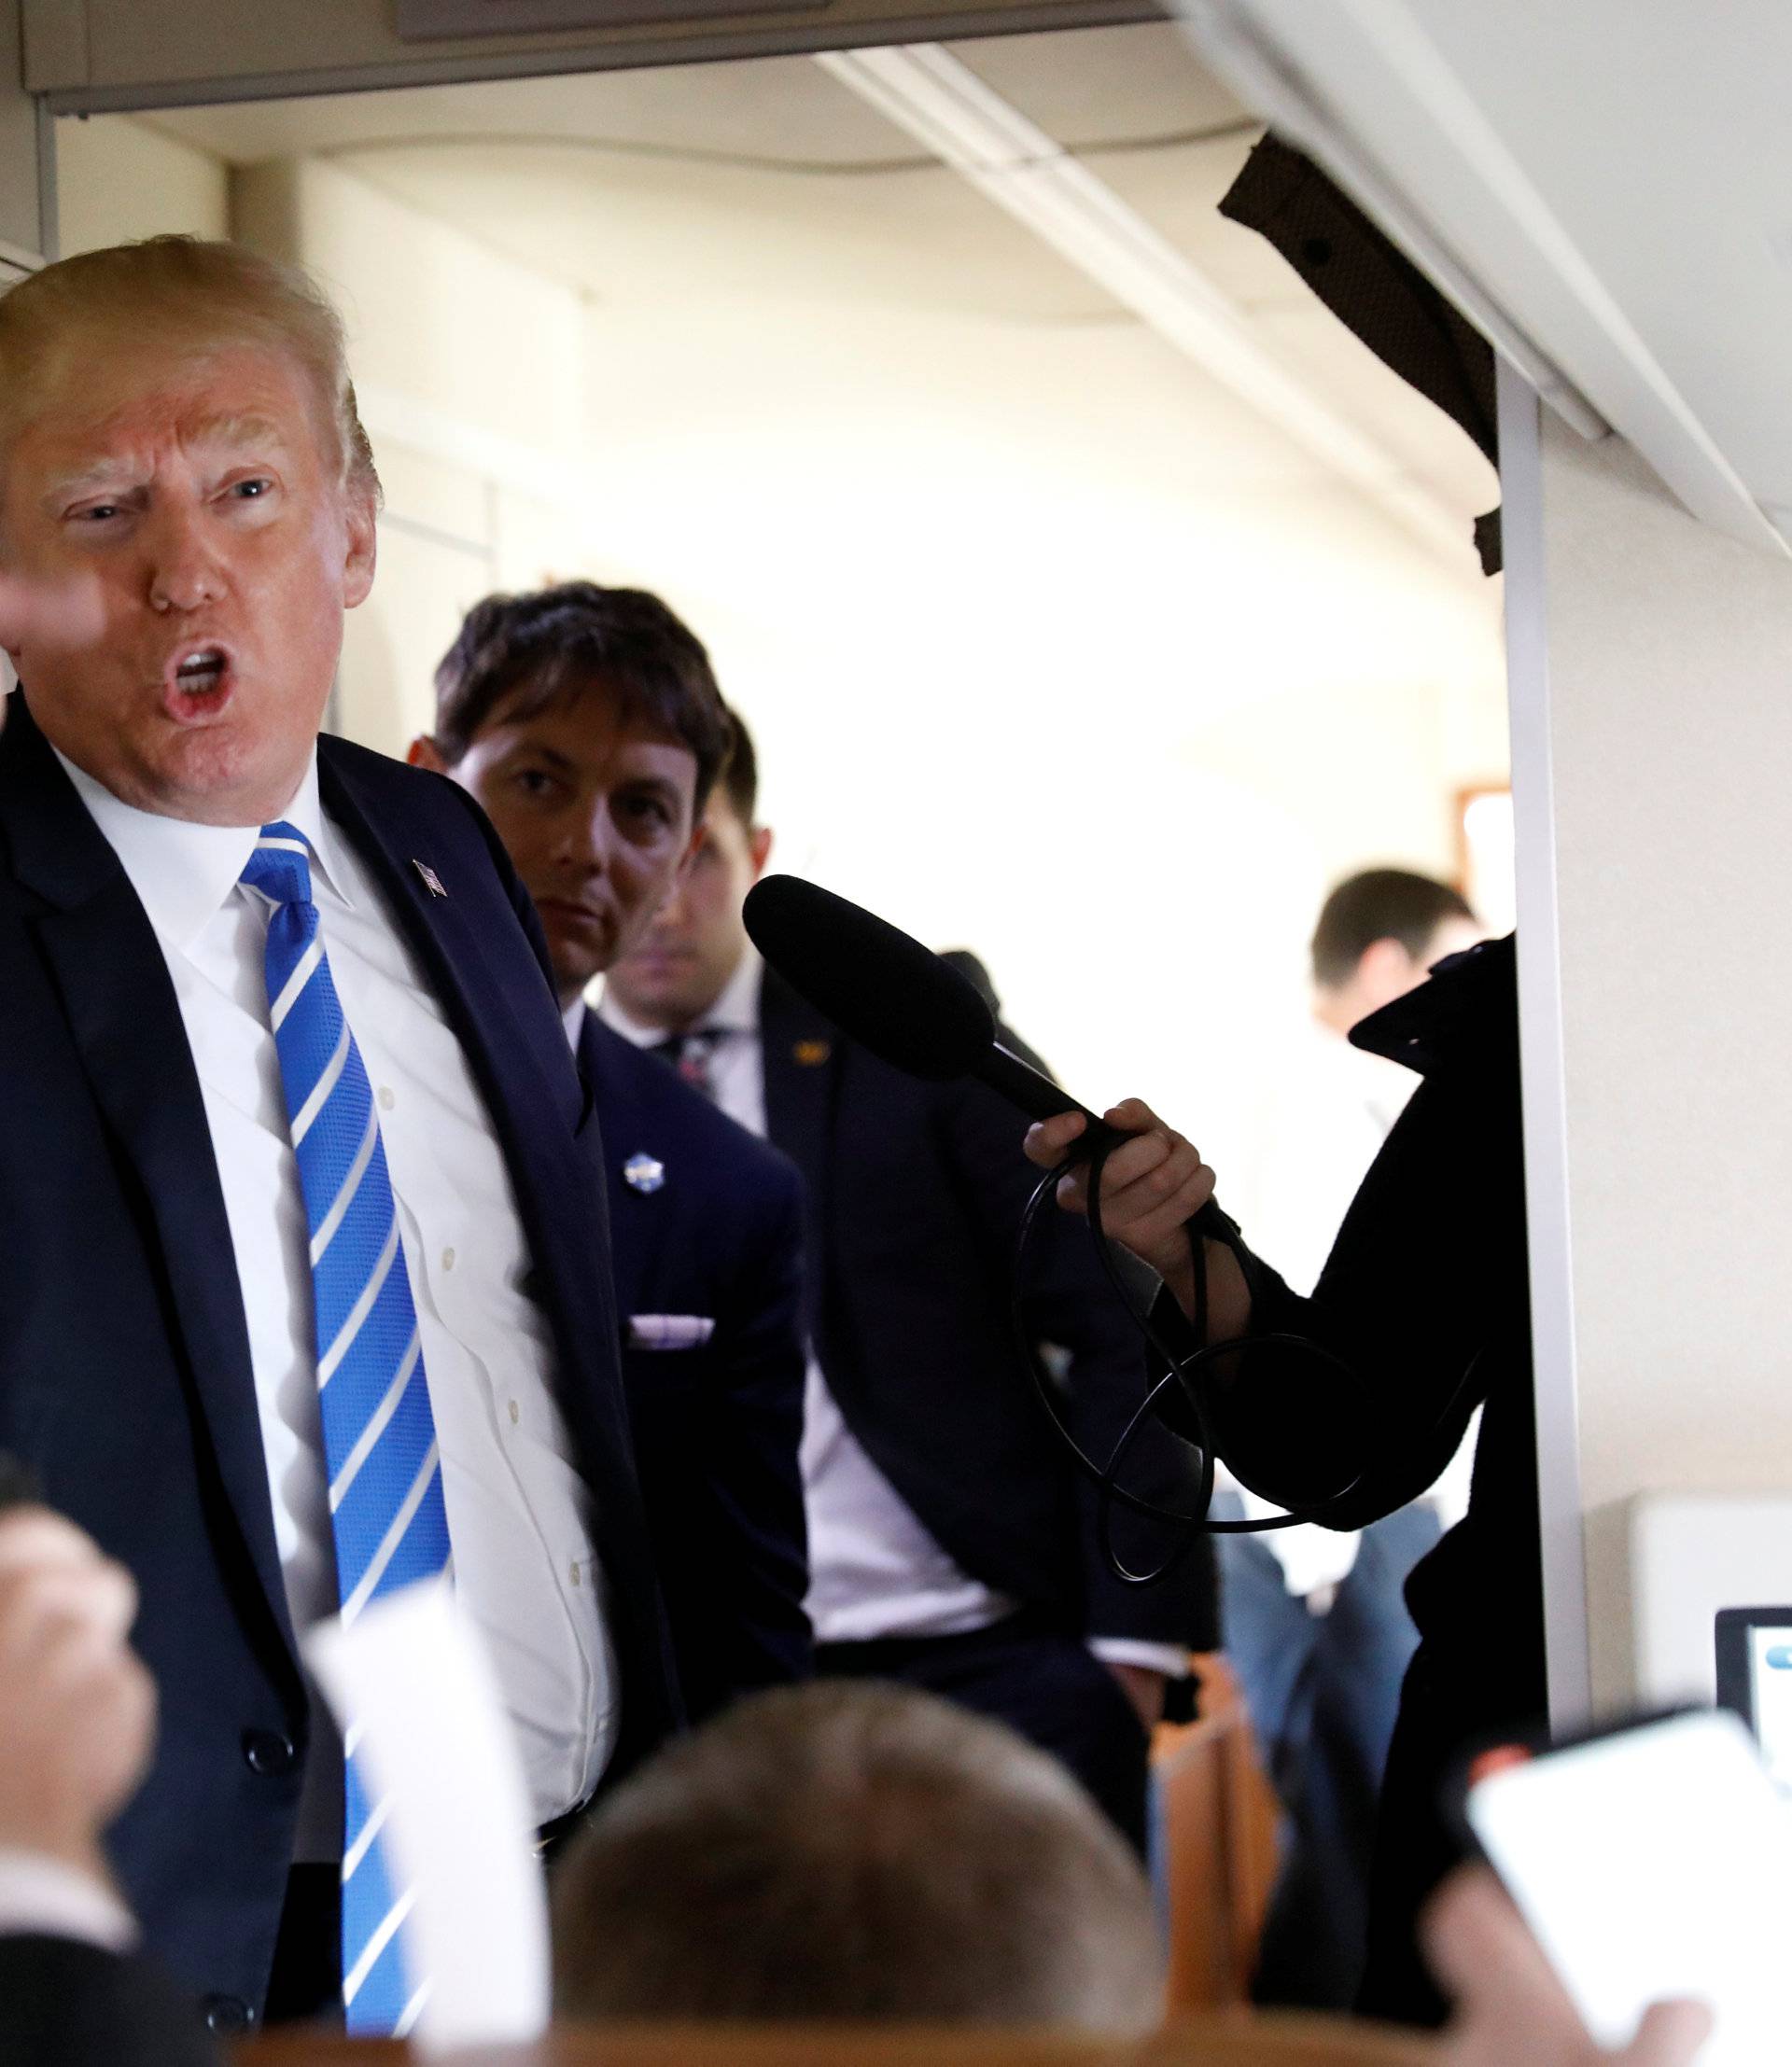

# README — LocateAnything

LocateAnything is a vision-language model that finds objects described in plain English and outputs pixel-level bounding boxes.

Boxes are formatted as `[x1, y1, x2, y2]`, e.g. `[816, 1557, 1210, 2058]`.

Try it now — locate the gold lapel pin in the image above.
[413, 859, 448, 899]
[793, 1039, 832, 1068]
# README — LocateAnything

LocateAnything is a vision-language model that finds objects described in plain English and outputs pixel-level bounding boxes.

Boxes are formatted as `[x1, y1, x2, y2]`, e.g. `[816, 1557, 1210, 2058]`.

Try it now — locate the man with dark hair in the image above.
[1251, 868, 1482, 1297]
[428, 583, 732, 795]
[551, 1681, 1165, 2032]
[602, 708, 1216, 1854]
[1309, 868, 1478, 1012]
[413, 582, 811, 1725]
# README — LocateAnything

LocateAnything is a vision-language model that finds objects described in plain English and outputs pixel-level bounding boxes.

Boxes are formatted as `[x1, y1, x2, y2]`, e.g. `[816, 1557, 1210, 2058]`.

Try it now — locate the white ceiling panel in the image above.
[114, 21, 1498, 558]
[1182, 0, 1792, 552]
[946, 21, 1248, 145]
[146, 53, 921, 168]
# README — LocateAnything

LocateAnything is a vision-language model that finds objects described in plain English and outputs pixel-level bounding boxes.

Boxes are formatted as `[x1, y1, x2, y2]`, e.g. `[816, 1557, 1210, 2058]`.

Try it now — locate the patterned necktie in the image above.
[652, 1027, 722, 1103]
[240, 821, 450, 2037]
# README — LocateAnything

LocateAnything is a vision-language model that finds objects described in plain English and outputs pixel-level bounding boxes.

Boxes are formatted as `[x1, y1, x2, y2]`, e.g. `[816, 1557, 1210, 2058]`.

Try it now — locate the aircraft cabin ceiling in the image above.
[1181, 0, 1792, 557]
[139, 23, 1500, 569]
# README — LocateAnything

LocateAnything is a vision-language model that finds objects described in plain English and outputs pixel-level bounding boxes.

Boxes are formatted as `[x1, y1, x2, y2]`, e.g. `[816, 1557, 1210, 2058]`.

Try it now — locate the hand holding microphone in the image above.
[1024, 1099, 1249, 1338]
[741, 874, 1240, 1250]
[742, 875, 1369, 1543]
[743, 875, 1249, 1334]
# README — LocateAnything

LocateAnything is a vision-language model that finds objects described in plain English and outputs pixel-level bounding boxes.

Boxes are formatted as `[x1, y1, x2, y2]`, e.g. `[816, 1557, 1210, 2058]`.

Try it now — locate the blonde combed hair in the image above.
[0, 236, 381, 503]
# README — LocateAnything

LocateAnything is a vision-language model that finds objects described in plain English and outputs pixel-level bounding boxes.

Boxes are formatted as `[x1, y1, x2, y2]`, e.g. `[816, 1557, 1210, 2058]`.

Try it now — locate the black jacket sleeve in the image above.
[941, 1021, 1219, 1650]
[0, 1936, 217, 2067]
[1202, 938, 1526, 1530]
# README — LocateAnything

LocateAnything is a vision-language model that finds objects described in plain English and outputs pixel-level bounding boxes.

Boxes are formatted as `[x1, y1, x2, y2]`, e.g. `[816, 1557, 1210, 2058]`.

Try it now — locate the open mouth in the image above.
[161, 645, 236, 720]
[175, 647, 228, 692]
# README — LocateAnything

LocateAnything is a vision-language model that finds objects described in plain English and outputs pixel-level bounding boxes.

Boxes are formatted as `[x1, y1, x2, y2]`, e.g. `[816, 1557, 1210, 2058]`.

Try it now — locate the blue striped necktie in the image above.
[241, 820, 450, 2036]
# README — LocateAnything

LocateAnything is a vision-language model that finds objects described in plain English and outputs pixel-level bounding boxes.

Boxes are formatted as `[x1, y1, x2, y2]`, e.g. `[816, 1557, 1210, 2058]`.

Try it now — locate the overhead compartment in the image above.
[1178, 0, 1792, 556]
[22, 0, 1156, 110]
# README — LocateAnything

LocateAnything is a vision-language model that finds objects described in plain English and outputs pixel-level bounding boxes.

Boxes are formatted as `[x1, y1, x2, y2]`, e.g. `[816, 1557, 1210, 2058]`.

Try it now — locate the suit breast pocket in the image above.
[626, 1315, 716, 1351]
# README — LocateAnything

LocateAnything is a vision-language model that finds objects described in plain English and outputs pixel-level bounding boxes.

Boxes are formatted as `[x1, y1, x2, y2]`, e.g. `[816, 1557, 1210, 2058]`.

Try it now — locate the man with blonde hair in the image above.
[0, 238, 678, 2035]
[552, 1679, 1166, 2032]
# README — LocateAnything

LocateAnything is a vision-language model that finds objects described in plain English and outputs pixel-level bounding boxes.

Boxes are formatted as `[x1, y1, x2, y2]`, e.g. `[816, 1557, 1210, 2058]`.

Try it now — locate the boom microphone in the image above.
[742, 873, 1238, 1244]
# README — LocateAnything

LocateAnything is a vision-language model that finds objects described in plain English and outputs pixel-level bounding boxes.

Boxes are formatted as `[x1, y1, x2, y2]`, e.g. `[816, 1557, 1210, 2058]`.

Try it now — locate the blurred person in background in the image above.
[414, 581, 811, 1725]
[602, 709, 1217, 1854]
[0, 1493, 211, 2067]
[1, 1483, 1694, 2066]
[1220, 870, 1484, 2010]
[1247, 870, 1483, 1285]
[551, 1676, 1705, 2064]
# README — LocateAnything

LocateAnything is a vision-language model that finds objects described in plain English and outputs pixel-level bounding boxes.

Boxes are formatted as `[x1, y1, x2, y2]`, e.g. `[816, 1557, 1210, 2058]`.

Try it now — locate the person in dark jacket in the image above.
[413, 582, 811, 1724]
[0, 1501, 217, 2067]
[603, 712, 1219, 1853]
[1027, 934, 1539, 2020]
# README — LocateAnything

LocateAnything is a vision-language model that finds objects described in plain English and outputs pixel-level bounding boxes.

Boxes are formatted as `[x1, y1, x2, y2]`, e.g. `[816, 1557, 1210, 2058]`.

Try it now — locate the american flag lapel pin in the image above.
[413, 859, 448, 899]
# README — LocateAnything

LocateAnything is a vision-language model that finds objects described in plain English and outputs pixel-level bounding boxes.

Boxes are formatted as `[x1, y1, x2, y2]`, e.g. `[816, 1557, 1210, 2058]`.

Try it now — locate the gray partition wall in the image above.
[22, 0, 1152, 108]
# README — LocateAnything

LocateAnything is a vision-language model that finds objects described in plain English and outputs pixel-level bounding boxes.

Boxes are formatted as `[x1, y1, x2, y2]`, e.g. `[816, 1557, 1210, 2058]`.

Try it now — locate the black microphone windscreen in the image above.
[742, 875, 994, 1082]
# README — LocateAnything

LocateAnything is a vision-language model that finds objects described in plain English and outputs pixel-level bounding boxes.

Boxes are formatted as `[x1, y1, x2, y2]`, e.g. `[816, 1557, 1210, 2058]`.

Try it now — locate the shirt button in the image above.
[242, 1728, 297, 1778]
[509, 1400, 520, 1426]
[441, 1246, 455, 1272]
[204, 1997, 255, 2035]
[377, 1086, 396, 1110]
[570, 1561, 581, 1587]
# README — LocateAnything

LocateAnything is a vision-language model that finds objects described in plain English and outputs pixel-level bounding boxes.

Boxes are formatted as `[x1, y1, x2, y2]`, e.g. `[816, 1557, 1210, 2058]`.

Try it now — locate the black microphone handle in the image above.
[976, 1044, 1239, 1247]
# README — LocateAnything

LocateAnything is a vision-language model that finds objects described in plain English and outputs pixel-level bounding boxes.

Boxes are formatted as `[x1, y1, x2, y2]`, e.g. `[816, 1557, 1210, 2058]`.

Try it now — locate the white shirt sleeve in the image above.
[0, 1850, 137, 1950]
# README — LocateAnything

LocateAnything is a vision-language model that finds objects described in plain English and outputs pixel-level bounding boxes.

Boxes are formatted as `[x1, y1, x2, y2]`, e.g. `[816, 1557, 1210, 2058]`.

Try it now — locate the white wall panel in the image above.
[1524, 414, 1792, 1711]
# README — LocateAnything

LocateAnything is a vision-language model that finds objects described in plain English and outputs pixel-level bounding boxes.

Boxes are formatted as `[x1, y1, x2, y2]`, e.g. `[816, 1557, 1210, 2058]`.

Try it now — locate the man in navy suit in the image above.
[604, 715, 1217, 1853]
[412, 582, 810, 1726]
[0, 239, 678, 2035]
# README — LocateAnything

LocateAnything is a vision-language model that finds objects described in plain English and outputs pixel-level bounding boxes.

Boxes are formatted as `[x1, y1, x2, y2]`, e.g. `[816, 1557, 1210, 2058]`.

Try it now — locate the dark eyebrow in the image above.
[505, 741, 578, 775]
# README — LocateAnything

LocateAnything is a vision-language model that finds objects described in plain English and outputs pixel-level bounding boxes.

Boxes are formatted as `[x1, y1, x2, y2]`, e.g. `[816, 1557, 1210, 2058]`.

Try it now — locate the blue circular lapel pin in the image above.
[623, 1152, 666, 1195]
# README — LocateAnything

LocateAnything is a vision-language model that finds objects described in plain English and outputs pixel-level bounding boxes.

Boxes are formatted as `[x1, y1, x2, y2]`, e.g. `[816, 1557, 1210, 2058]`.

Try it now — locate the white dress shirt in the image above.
[61, 751, 618, 1856]
[600, 951, 1183, 1677]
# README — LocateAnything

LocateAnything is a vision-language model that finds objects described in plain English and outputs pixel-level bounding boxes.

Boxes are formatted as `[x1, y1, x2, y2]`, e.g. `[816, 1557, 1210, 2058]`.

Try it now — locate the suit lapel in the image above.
[758, 963, 841, 1215]
[317, 747, 574, 1147]
[317, 747, 631, 1470]
[578, 1016, 650, 1331]
[0, 705, 298, 1671]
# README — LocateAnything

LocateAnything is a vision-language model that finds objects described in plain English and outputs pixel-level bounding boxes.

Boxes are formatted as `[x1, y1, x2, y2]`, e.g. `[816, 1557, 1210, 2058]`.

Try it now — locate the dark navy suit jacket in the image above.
[0, 1938, 219, 2067]
[0, 697, 679, 2027]
[757, 966, 1218, 1653]
[578, 1014, 810, 1722]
